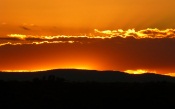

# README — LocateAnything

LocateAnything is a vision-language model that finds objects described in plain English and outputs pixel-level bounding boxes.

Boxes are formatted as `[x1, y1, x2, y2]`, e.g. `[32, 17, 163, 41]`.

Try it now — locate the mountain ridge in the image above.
[0, 69, 174, 82]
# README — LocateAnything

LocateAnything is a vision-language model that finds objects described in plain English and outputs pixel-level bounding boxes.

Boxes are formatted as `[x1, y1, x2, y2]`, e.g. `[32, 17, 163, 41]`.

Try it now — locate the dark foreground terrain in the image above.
[0, 69, 175, 108]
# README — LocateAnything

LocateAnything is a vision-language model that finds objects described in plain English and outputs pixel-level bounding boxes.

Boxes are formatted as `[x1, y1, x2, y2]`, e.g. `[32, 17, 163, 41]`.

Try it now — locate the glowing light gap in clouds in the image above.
[0, 28, 175, 46]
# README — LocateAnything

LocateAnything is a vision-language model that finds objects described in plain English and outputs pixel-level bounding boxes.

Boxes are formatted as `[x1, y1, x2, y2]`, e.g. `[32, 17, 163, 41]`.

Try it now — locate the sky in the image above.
[0, 0, 175, 76]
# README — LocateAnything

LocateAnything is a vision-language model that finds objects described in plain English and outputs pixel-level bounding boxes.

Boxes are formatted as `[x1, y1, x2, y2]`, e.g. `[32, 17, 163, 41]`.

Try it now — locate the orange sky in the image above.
[0, 0, 175, 76]
[1, 0, 175, 34]
[1, 36, 175, 75]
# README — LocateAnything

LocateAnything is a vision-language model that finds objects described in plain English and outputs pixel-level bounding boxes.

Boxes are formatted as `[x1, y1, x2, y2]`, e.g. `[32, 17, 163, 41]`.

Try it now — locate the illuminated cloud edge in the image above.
[0, 28, 175, 46]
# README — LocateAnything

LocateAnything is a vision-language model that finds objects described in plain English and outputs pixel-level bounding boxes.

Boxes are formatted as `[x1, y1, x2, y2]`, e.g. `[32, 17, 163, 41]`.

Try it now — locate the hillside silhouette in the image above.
[0, 69, 175, 108]
[0, 69, 175, 82]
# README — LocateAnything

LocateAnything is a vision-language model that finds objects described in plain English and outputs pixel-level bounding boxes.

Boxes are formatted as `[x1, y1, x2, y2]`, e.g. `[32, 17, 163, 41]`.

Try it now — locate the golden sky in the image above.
[0, 0, 175, 76]
[1, 0, 175, 34]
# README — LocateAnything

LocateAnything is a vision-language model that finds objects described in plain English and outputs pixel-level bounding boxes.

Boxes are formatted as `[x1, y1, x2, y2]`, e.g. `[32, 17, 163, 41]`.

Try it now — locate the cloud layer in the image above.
[0, 28, 175, 46]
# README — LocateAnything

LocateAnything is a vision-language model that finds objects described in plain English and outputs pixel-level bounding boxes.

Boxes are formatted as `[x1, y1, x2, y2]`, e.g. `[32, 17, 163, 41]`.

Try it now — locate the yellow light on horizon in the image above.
[164, 73, 175, 77]
[125, 69, 148, 74]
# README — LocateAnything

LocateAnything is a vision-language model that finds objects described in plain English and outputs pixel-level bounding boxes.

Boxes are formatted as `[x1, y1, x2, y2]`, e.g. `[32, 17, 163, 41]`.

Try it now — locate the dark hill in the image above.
[0, 69, 175, 108]
[0, 69, 175, 82]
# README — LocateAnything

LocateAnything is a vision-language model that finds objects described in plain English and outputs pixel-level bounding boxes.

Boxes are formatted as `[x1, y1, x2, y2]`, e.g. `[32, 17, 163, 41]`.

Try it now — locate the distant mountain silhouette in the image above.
[0, 69, 175, 82]
[1, 69, 175, 108]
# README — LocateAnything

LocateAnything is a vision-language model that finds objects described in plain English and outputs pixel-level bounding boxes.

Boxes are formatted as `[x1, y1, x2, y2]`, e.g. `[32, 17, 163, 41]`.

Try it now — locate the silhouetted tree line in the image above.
[0, 75, 175, 108]
[32, 75, 66, 83]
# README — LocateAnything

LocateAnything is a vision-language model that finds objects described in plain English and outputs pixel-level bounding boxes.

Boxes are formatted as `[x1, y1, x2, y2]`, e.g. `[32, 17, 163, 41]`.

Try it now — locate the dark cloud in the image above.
[20, 26, 31, 31]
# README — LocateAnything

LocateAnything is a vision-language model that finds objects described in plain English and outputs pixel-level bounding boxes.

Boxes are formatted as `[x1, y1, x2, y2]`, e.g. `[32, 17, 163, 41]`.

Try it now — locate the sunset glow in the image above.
[164, 73, 175, 77]
[1, 28, 175, 76]
[125, 69, 156, 75]
[1, 1, 175, 107]
[1, 0, 175, 77]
